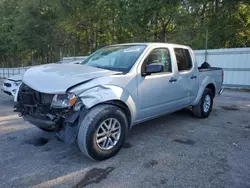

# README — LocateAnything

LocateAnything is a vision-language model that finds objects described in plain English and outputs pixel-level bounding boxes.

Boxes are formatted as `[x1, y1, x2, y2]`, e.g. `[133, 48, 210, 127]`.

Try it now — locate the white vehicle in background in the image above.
[1, 74, 23, 96]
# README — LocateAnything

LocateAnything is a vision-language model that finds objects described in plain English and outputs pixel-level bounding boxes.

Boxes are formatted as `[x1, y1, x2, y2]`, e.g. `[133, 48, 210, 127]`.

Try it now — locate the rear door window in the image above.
[174, 48, 192, 71]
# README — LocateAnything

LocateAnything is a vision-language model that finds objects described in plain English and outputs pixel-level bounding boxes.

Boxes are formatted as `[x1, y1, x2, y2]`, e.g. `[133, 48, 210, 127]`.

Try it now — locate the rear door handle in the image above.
[169, 77, 177, 83]
[191, 75, 197, 79]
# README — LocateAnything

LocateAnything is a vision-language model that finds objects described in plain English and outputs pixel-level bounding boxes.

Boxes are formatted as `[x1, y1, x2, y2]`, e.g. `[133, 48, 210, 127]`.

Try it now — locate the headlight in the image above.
[14, 80, 22, 86]
[51, 93, 78, 108]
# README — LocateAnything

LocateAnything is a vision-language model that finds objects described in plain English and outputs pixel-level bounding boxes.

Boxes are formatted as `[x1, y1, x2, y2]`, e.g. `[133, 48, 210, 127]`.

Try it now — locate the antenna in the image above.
[205, 28, 208, 62]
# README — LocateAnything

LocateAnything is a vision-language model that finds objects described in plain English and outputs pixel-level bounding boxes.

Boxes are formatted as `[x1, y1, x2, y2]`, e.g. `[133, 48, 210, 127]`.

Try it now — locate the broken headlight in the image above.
[51, 93, 77, 108]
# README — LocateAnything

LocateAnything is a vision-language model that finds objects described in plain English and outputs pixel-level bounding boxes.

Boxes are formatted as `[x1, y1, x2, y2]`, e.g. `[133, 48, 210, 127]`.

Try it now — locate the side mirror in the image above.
[142, 63, 164, 76]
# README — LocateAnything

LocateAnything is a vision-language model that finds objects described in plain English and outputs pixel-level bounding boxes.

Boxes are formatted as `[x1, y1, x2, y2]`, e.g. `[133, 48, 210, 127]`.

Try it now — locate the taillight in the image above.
[222, 70, 224, 83]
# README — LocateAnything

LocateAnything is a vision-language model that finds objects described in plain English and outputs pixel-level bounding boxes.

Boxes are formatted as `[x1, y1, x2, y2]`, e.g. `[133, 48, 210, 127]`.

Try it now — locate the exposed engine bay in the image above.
[14, 83, 86, 143]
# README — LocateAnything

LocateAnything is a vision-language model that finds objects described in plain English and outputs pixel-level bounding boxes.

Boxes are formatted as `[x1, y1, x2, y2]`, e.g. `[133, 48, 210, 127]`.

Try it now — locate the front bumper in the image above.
[24, 115, 58, 131]
[15, 100, 83, 131]
[15, 83, 86, 142]
[16, 105, 82, 132]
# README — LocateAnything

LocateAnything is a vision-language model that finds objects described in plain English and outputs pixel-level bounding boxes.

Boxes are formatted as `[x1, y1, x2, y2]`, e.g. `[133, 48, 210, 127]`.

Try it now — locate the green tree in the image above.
[0, 0, 249, 67]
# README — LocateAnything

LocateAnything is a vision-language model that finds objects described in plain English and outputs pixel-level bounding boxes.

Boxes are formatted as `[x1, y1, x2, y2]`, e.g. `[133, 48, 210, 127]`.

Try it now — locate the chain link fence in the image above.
[0, 67, 30, 79]
[0, 56, 87, 79]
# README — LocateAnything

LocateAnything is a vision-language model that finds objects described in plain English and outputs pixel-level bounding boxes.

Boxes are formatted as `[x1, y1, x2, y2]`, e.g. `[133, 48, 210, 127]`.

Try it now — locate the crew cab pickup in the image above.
[15, 43, 223, 160]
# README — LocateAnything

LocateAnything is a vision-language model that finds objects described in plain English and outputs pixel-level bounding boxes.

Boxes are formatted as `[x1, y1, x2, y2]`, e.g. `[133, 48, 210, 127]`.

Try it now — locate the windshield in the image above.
[81, 45, 146, 73]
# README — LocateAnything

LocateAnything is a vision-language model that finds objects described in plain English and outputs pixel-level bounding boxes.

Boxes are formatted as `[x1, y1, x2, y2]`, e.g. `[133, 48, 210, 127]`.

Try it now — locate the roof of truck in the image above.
[110, 42, 190, 49]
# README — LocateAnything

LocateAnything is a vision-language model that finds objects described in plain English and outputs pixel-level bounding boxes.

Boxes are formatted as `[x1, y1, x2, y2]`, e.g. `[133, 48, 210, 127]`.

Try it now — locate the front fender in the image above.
[192, 76, 216, 106]
[78, 85, 137, 125]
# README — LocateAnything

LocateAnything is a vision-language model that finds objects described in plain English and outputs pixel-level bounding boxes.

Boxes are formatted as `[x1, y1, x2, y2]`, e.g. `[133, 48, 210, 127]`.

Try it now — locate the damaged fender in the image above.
[77, 85, 136, 126]
[192, 76, 216, 106]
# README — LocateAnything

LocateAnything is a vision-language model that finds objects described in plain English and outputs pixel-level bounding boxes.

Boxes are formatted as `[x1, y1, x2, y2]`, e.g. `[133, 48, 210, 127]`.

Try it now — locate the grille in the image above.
[4, 83, 11, 87]
[18, 84, 54, 106]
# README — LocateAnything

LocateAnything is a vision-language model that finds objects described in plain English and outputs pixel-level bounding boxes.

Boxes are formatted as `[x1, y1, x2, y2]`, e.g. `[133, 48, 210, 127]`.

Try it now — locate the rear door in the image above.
[174, 48, 199, 103]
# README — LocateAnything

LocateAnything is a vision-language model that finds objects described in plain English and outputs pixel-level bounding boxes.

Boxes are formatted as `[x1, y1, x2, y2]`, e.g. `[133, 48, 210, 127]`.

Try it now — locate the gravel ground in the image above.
[0, 82, 250, 188]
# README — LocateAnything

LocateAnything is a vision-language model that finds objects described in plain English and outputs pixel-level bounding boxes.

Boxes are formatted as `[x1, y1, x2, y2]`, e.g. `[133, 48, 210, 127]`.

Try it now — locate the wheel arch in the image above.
[206, 83, 216, 98]
[193, 76, 216, 106]
[92, 100, 132, 128]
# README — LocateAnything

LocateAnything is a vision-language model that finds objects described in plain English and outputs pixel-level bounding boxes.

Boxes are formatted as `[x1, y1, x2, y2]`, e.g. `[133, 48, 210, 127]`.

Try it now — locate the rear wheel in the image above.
[77, 104, 128, 160]
[192, 88, 213, 118]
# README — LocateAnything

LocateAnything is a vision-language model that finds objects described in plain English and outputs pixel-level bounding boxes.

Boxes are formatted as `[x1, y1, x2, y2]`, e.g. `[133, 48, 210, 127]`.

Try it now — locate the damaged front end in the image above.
[14, 83, 87, 143]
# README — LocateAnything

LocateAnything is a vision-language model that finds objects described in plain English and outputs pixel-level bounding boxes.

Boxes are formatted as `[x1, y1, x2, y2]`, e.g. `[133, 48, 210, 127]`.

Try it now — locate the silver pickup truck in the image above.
[15, 43, 223, 160]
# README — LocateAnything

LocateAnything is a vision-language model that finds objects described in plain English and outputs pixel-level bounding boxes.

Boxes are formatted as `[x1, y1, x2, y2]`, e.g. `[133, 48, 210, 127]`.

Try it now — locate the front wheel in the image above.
[77, 105, 128, 161]
[192, 88, 213, 118]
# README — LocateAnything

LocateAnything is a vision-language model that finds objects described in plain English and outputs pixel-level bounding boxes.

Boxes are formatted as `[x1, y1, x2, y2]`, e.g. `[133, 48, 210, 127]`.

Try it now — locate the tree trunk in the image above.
[215, 0, 219, 13]
[31, 51, 37, 66]
[200, 2, 207, 26]
[89, 23, 94, 53]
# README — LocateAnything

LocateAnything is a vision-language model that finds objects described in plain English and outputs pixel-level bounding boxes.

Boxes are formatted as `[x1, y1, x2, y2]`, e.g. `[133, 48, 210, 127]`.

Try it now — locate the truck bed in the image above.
[198, 67, 223, 94]
[198, 67, 222, 72]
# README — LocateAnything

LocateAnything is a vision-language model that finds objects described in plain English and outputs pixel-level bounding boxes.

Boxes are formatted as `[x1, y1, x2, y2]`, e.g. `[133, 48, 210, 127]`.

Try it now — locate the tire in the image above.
[77, 104, 128, 161]
[192, 88, 213, 118]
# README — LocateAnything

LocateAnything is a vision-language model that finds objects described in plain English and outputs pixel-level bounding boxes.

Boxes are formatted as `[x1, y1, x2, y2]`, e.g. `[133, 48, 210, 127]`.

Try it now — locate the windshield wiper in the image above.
[89, 65, 126, 73]
[92, 65, 106, 69]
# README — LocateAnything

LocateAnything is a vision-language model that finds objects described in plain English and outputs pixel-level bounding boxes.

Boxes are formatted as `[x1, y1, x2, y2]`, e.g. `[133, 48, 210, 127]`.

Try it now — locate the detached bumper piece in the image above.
[56, 109, 88, 144]
[24, 115, 57, 131]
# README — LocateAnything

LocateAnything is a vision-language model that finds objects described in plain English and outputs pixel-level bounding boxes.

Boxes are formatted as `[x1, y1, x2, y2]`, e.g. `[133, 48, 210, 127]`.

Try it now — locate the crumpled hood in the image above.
[23, 64, 120, 94]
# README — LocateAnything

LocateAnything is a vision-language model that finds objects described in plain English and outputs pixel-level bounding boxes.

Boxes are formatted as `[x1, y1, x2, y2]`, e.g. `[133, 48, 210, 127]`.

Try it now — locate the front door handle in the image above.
[191, 75, 197, 79]
[169, 77, 177, 83]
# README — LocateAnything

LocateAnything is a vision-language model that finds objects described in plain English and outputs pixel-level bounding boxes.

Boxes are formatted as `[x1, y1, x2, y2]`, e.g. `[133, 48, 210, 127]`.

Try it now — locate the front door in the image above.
[136, 48, 188, 122]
